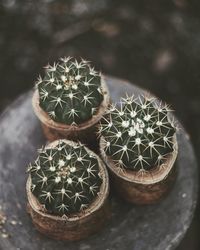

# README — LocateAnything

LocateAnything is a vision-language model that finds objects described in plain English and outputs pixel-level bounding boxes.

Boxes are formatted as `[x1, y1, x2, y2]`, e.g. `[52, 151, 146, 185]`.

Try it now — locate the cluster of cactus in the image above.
[27, 140, 102, 216]
[36, 56, 104, 125]
[99, 95, 176, 171]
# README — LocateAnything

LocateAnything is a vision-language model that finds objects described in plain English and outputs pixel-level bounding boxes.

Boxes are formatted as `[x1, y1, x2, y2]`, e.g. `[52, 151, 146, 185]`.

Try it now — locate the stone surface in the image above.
[0, 76, 198, 250]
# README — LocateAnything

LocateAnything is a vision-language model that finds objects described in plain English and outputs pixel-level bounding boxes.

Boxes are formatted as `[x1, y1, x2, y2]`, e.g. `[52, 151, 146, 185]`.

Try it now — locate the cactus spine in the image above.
[99, 95, 176, 171]
[36, 57, 104, 125]
[27, 140, 102, 216]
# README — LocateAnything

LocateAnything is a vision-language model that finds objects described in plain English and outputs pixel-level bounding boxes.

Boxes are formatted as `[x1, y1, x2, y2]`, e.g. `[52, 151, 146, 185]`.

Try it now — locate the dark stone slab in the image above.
[0, 76, 198, 250]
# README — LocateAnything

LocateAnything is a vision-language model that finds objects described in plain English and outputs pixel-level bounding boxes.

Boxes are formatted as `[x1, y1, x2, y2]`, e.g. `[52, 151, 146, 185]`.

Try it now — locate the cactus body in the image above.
[36, 57, 104, 125]
[99, 95, 176, 171]
[27, 140, 102, 216]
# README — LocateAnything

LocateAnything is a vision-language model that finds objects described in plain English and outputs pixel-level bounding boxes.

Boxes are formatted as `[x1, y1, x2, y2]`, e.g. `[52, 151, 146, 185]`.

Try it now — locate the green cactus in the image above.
[27, 140, 102, 216]
[36, 57, 104, 125]
[99, 95, 176, 171]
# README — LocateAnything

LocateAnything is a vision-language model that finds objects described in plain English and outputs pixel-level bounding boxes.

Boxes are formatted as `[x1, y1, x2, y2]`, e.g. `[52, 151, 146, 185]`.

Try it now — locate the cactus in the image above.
[99, 95, 176, 171]
[27, 140, 102, 216]
[36, 57, 104, 125]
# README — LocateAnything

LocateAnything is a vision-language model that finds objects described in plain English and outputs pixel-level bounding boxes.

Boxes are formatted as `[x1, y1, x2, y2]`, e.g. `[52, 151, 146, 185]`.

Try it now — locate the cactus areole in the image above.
[36, 57, 105, 125]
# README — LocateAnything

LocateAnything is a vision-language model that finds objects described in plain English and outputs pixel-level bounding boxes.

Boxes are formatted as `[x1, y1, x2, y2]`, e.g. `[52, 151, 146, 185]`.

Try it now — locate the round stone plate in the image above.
[0, 76, 198, 250]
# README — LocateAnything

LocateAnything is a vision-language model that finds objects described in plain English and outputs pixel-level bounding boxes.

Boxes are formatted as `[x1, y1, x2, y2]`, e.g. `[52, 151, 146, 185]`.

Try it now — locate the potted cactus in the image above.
[32, 57, 110, 147]
[99, 94, 178, 204]
[26, 139, 110, 241]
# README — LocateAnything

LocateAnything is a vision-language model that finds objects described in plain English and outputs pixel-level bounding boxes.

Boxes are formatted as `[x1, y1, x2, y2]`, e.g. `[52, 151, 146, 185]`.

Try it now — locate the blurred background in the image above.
[0, 0, 200, 249]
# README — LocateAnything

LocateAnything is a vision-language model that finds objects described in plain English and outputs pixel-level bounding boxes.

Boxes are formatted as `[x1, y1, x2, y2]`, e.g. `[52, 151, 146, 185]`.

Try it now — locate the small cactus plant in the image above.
[99, 94, 176, 171]
[36, 56, 104, 125]
[27, 140, 102, 216]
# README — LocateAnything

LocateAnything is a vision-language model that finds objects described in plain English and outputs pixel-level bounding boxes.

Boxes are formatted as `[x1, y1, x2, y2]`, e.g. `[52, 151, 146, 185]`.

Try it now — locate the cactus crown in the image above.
[27, 140, 102, 217]
[36, 57, 104, 125]
[99, 95, 176, 171]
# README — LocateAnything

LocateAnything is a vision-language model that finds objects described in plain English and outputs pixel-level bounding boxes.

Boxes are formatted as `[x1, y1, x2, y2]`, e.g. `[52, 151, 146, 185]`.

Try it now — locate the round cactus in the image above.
[27, 140, 102, 216]
[36, 57, 104, 125]
[99, 95, 176, 171]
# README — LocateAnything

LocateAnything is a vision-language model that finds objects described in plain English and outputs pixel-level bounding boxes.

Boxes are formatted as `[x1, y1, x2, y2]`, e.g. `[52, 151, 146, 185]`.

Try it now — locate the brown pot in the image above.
[32, 77, 110, 149]
[100, 135, 178, 204]
[26, 139, 110, 241]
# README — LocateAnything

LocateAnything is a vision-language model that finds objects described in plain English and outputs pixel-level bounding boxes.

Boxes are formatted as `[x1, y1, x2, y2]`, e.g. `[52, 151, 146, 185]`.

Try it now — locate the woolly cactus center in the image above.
[58, 165, 71, 178]
[121, 117, 146, 136]
[63, 75, 76, 87]
[131, 118, 145, 134]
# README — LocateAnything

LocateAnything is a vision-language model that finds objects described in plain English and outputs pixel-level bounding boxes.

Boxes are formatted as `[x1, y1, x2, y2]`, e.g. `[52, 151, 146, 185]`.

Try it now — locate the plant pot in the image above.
[26, 139, 110, 241]
[32, 77, 110, 149]
[100, 135, 178, 204]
